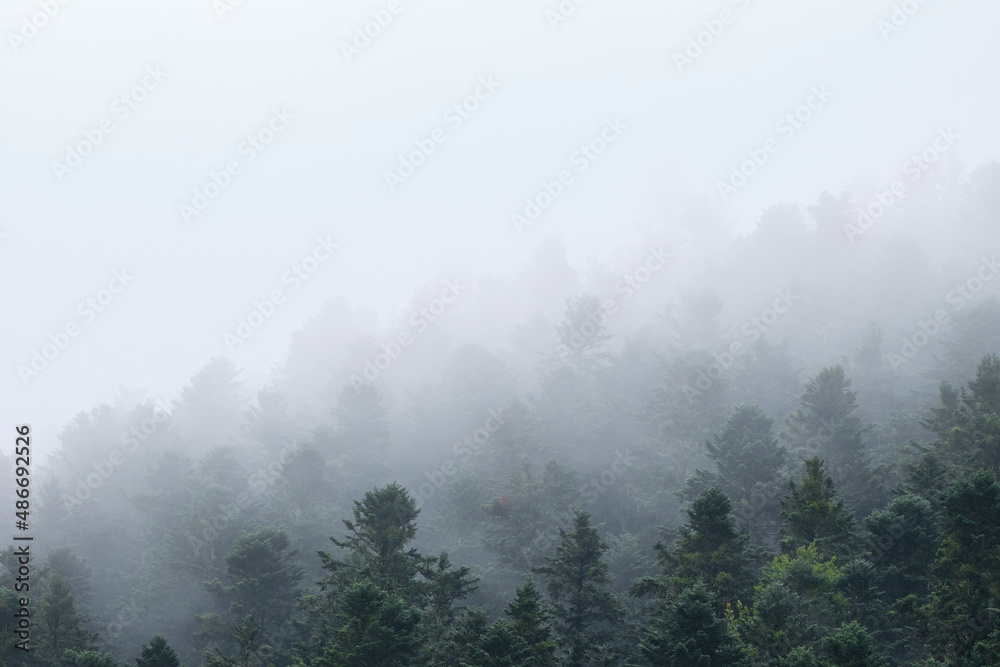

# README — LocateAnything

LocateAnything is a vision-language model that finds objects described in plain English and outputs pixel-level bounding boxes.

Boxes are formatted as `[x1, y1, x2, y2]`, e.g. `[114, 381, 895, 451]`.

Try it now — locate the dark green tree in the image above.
[135, 635, 181, 667]
[322, 579, 421, 667]
[634, 487, 757, 610]
[921, 470, 1000, 662]
[534, 510, 624, 666]
[318, 483, 424, 600]
[782, 366, 880, 516]
[820, 621, 889, 666]
[779, 458, 858, 558]
[638, 581, 750, 666]
[36, 573, 95, 662]
[505, 580, 558, 667]
[682, 404, 787, 542]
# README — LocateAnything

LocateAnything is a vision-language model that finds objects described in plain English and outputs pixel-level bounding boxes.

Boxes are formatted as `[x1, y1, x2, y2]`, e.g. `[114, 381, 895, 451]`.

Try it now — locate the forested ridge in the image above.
[4, 164, 1000, 666]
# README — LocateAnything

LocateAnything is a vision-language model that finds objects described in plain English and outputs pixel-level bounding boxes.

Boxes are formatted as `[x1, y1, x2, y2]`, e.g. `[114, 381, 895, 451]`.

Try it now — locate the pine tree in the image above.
[635, 486, 757, 610]
[779, 458, 857, 558]
[318, 482, 424, 600]
[943, 354, 1000, 474]
[505, 580, 558, 667]
[205, 526, 304, 654]
[324, 579, 422, 667]
[783, 365, 879, 515]
[638, 581, 750, 666]
[135, 635, 182, 667]
[36, 572, 96, 662]
[534, 510, 624, 666]
[820, 621, 890, 666]
[682, 403, 787, 541]
[921, 470, 1000, 661]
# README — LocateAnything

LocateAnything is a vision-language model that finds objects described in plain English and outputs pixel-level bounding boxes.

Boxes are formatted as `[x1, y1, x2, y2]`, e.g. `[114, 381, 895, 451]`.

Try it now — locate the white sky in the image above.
[2, 0, 999, 454]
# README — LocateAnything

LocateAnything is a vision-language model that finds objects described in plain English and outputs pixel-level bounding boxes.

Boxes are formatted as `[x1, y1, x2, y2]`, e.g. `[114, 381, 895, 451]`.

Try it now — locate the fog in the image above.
[2, 1, 1000, 665]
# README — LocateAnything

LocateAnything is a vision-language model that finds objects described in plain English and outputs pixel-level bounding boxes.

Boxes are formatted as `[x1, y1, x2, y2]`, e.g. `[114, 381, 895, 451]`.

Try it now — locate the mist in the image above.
[2, 1, 1000, 665]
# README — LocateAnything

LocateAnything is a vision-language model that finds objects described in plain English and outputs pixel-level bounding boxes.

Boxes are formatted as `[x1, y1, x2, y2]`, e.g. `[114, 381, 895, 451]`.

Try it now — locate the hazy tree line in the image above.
[2, 160, 1000, 666]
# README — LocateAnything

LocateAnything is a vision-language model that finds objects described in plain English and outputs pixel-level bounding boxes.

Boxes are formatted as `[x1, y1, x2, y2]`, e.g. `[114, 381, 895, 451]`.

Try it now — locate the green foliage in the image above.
[820, 621, 889, 666]
[505, 580, 558, 667]
[640, 581, 750, 666]
[779, 459, 858, 558]
[319, 482, 424, 599]
[783, 366, 881, 515]
[534, 510, 624, 666]
[134, 635, 181, 667]
[321, 579, 422, 667]
[636, 487, 757, 610]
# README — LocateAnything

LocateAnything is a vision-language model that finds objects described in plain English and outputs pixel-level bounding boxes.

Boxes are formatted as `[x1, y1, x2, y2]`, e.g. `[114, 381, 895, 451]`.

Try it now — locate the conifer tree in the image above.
[638, 581, 750, 666]
[135, 635, 182, 667]
[783, 366, 878, 514]
[505, 580, 558, 667]
[534, 510, 624, 666]
[635, 486, 757, 610]
[779, 458, 857, 558]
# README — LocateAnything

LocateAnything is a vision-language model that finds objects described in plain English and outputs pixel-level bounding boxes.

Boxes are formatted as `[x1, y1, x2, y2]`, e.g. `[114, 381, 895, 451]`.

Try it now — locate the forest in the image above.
[3, 160, 1000, 666]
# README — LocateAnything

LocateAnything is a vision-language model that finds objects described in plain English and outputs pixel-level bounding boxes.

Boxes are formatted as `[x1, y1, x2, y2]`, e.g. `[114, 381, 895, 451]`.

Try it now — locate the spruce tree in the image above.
[779, 458, 857, 558]
[534, 510, 624, 666]
[635, 486, 757, 610]
[783, 365, 878, 515]
[638, 581, 750, 666]
[135, 635, 182, 667]
[505, 580, 558, 667]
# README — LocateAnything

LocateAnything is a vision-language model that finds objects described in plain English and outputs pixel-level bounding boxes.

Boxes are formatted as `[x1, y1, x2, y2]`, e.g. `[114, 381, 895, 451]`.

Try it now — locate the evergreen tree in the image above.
[783, 366, 880, 515]
[682, 404, 787, 542]
[921, 470, 1000, 662]
[638, 581, 750, 666]
[634, 487, 757, 610]
[534, 510, 624, 666]
[942, 354, 1000, 474]
[779, 458, 857, 558]
[322, 579, 422, 667]
[505, 580, 558, 667]
[205, 526, 305, 655]
[36, 573, 96, 662]
[135, 635, 182, 667]
[820, 621, 889, 667]
[318, 483, 425, 600]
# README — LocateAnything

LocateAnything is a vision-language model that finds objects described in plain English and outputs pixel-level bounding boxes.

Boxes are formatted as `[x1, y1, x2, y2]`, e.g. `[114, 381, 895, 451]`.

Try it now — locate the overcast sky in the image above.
[2, 0, 999, 456]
